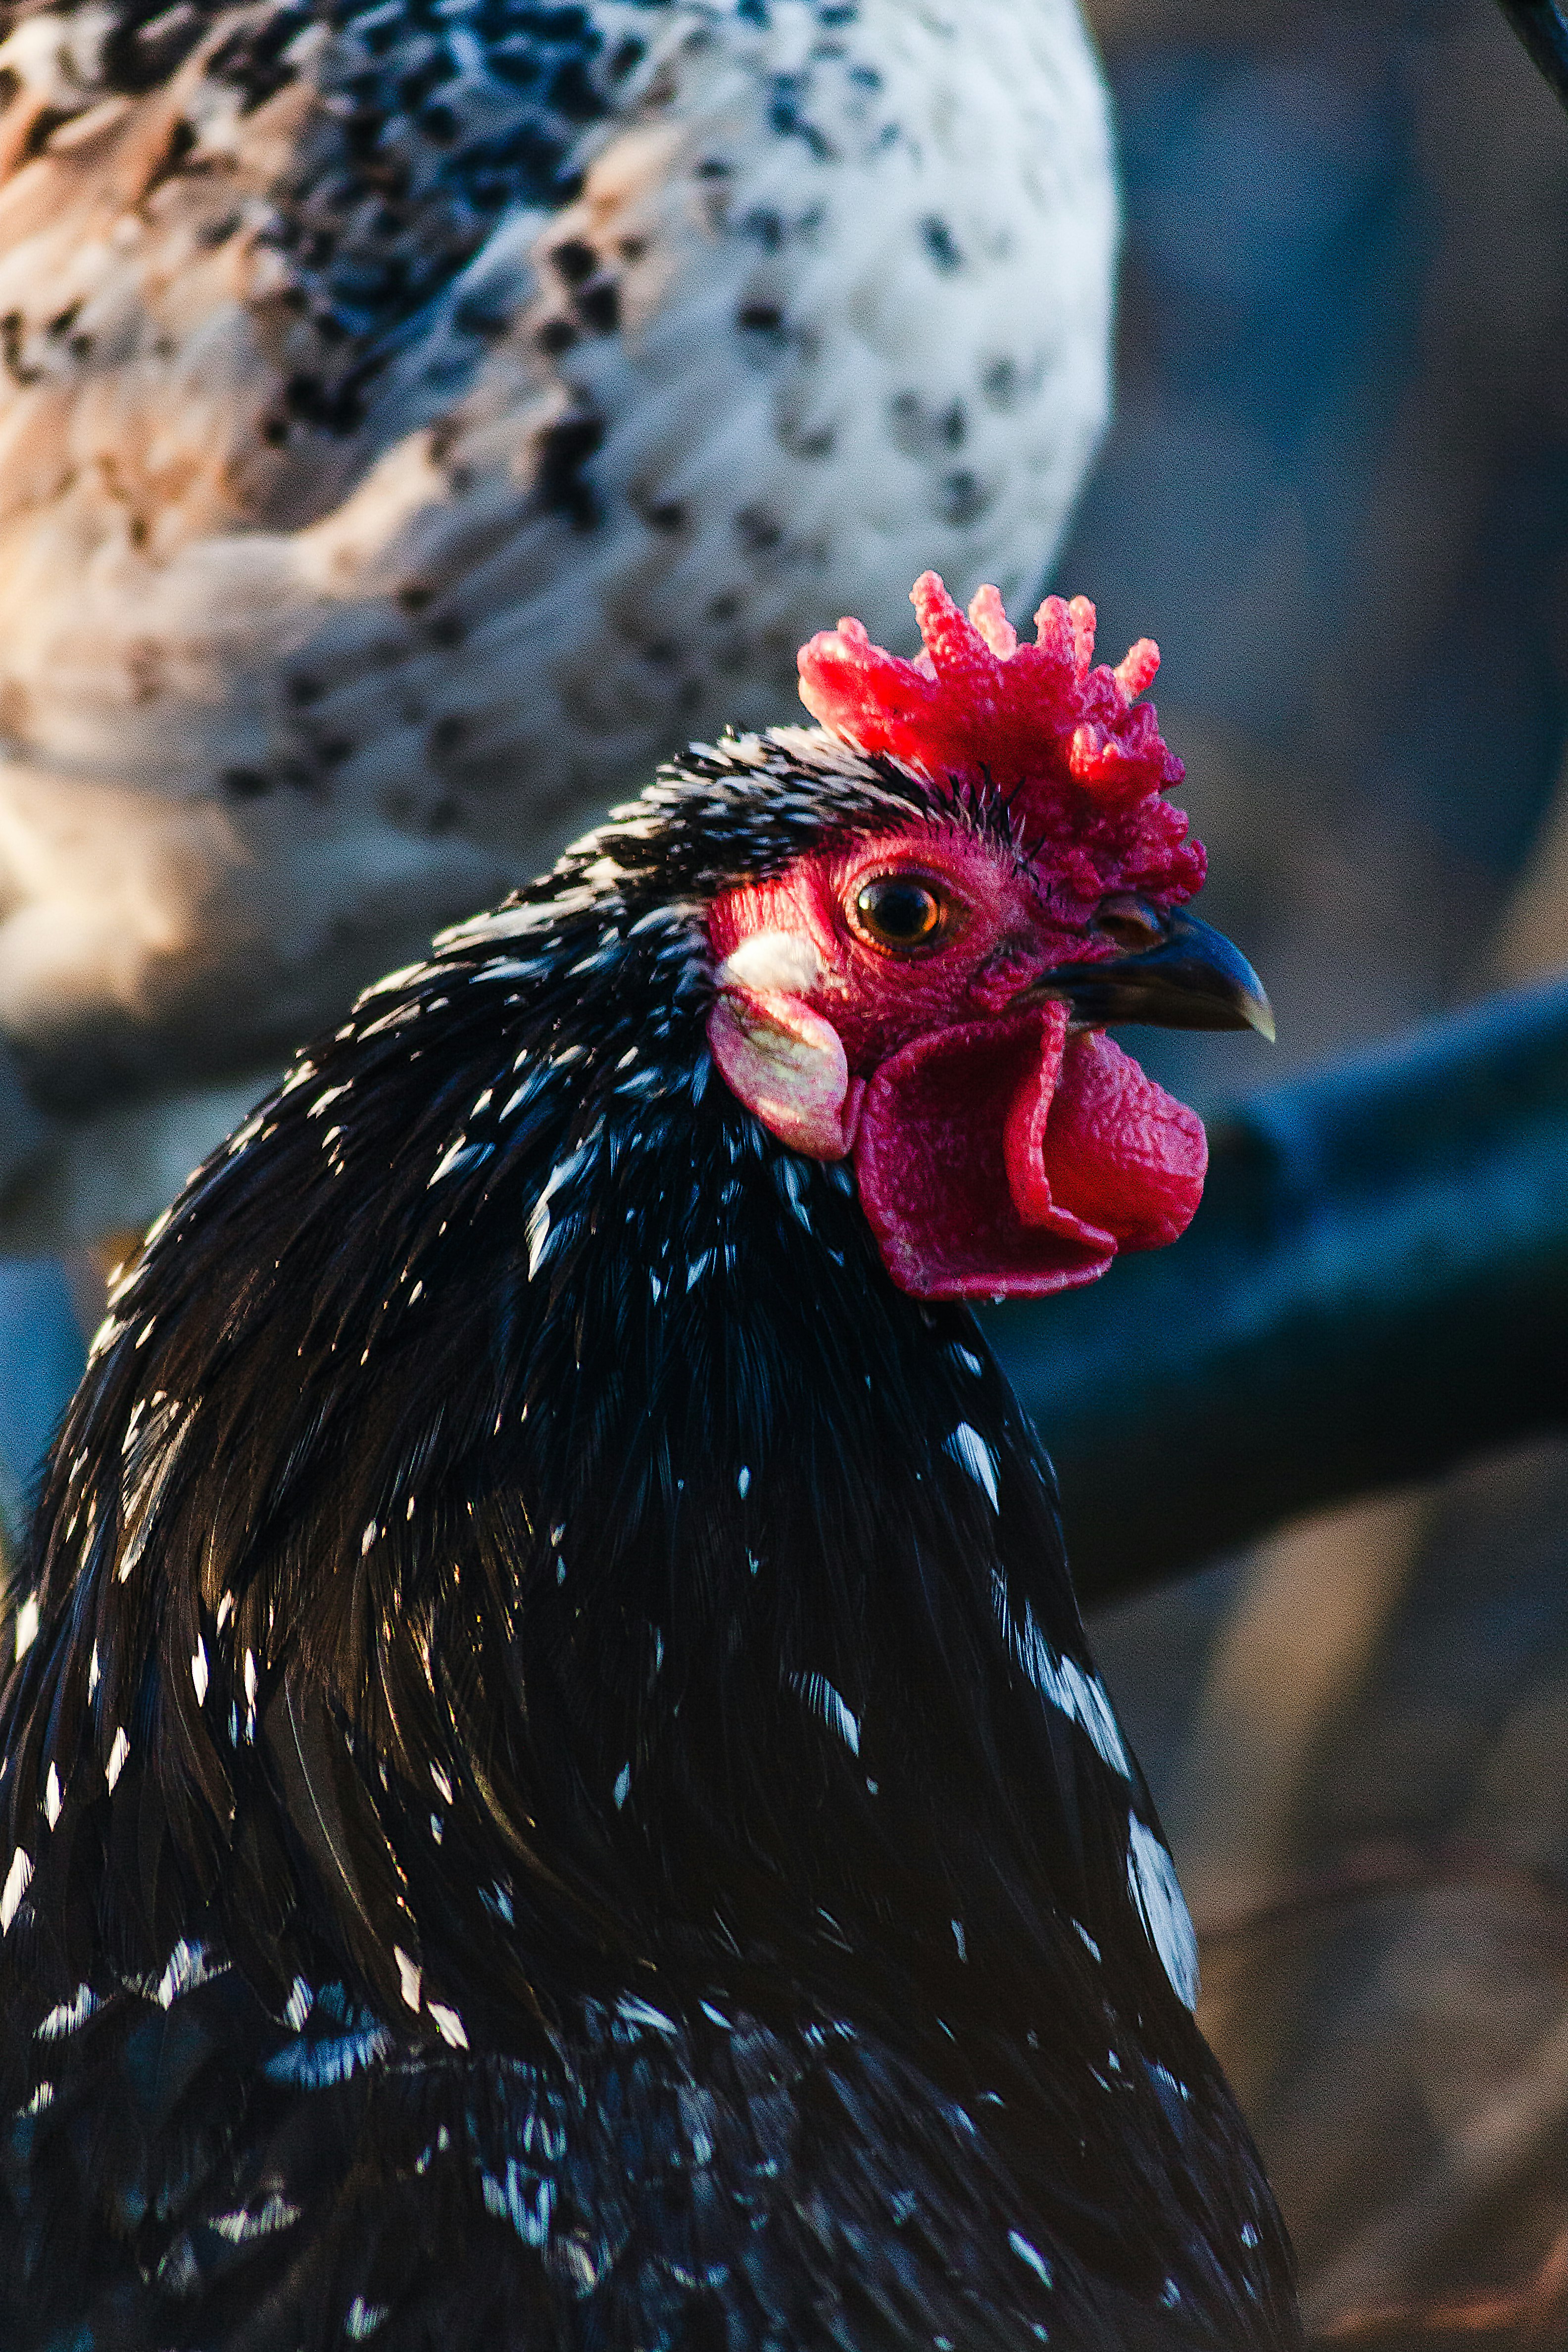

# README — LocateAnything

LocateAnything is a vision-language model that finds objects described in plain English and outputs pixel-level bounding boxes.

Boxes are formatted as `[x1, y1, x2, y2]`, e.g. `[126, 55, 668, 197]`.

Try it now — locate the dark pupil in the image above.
[858, 878, 941, 945]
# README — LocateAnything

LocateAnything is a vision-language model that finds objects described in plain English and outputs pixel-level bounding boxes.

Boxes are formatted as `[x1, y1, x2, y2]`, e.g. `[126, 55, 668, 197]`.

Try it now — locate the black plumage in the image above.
[0, 730, 1299, 2348]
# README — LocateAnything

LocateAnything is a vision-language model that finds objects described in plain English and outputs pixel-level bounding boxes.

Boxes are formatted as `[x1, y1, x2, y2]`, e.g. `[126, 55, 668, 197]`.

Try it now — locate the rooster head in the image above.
[706, 572, 1271, 1299]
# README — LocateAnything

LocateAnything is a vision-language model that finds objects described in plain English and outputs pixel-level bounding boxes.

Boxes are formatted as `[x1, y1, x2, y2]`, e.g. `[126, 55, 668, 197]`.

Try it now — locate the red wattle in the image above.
[1043, 1028, 1208, 1251]
[853, 1005, 1207, 1300]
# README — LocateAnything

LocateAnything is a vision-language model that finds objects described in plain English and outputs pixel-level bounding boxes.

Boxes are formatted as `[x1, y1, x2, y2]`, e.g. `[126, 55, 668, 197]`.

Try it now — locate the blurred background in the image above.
[1061, 1, 1568, 2341]
[1, 0, 1567, 2338]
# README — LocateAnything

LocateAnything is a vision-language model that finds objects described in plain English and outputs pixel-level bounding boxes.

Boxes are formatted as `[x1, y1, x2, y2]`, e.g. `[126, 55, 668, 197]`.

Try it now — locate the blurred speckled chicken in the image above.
[0, 0, 1115, 1243]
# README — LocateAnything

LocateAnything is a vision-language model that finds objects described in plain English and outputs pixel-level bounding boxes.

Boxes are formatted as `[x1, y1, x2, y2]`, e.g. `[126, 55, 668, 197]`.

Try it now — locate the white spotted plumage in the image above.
[1126, 1815, 1201, 2011]
[0, 0, 1114, 1249]
[0, 707, 1296, 2348]
[791, 1669, 860, 1756]
[945, 1420, 999, 1510]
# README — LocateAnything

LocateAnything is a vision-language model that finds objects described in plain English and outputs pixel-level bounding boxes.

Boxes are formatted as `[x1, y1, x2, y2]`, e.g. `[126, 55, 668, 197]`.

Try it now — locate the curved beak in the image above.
[1019, 908, 1275, 1041]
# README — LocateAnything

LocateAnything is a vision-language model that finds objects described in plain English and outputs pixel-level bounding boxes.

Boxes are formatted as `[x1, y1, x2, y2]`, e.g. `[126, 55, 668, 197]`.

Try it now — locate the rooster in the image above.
[0, 572, 1293, 2349]
[0, 0, 1114, 1245]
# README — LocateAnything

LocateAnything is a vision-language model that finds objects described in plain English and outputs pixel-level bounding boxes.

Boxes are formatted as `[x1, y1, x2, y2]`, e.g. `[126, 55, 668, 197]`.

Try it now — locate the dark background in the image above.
[1066, 3, 1568, 2335]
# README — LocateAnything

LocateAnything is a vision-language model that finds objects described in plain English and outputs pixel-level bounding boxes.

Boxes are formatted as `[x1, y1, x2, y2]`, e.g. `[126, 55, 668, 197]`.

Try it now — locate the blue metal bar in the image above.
[1498, 0, 1568, 110]
[0, 1262, 85, 1548]
[987, 976, 1568, 1605]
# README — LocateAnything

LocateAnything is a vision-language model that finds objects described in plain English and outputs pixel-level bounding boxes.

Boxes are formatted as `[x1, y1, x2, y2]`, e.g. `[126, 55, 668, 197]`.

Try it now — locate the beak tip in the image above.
[1025, 908, 1276, 1042]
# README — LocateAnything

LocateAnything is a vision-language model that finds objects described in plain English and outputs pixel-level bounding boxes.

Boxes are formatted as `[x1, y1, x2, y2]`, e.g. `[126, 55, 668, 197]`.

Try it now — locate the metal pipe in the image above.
[987, 976, 1568, 1607]
[1497, 0, 1568, 112]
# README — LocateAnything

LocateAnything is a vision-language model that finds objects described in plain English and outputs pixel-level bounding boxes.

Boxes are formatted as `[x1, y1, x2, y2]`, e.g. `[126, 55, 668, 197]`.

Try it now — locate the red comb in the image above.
[796, 572, 1204, 910]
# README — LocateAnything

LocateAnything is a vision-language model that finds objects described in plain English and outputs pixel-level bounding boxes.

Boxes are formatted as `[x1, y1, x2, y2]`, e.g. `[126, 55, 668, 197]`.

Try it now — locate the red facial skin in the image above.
[706, 572, 1211, 1299]
[707, 821, 1208, 1300]
[708, 822, 1089, 1074]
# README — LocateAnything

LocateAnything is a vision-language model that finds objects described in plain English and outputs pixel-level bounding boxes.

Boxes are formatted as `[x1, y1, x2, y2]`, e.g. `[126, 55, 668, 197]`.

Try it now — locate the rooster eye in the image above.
[1096, 895, 1165, 952]
[853, 875, 947, 951]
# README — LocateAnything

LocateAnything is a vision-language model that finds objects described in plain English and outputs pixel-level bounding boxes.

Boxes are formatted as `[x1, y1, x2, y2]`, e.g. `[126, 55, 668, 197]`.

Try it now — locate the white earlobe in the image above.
[707, 986, 857, 1159]
[715, 931, 826, 995]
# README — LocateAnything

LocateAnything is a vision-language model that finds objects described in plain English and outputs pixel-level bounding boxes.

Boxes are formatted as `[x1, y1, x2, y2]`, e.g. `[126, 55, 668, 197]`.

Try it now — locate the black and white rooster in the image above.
[0, 0, 1114, 1243]
[0, 573, 1295, 2348]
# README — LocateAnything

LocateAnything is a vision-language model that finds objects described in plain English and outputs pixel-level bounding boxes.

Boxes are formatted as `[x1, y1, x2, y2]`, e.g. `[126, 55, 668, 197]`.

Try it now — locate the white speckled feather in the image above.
[0, 0, 1113, 1242]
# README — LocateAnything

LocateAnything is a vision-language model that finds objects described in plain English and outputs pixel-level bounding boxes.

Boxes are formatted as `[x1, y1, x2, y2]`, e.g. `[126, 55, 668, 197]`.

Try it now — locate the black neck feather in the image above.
[0, 748, 1244, 2287]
